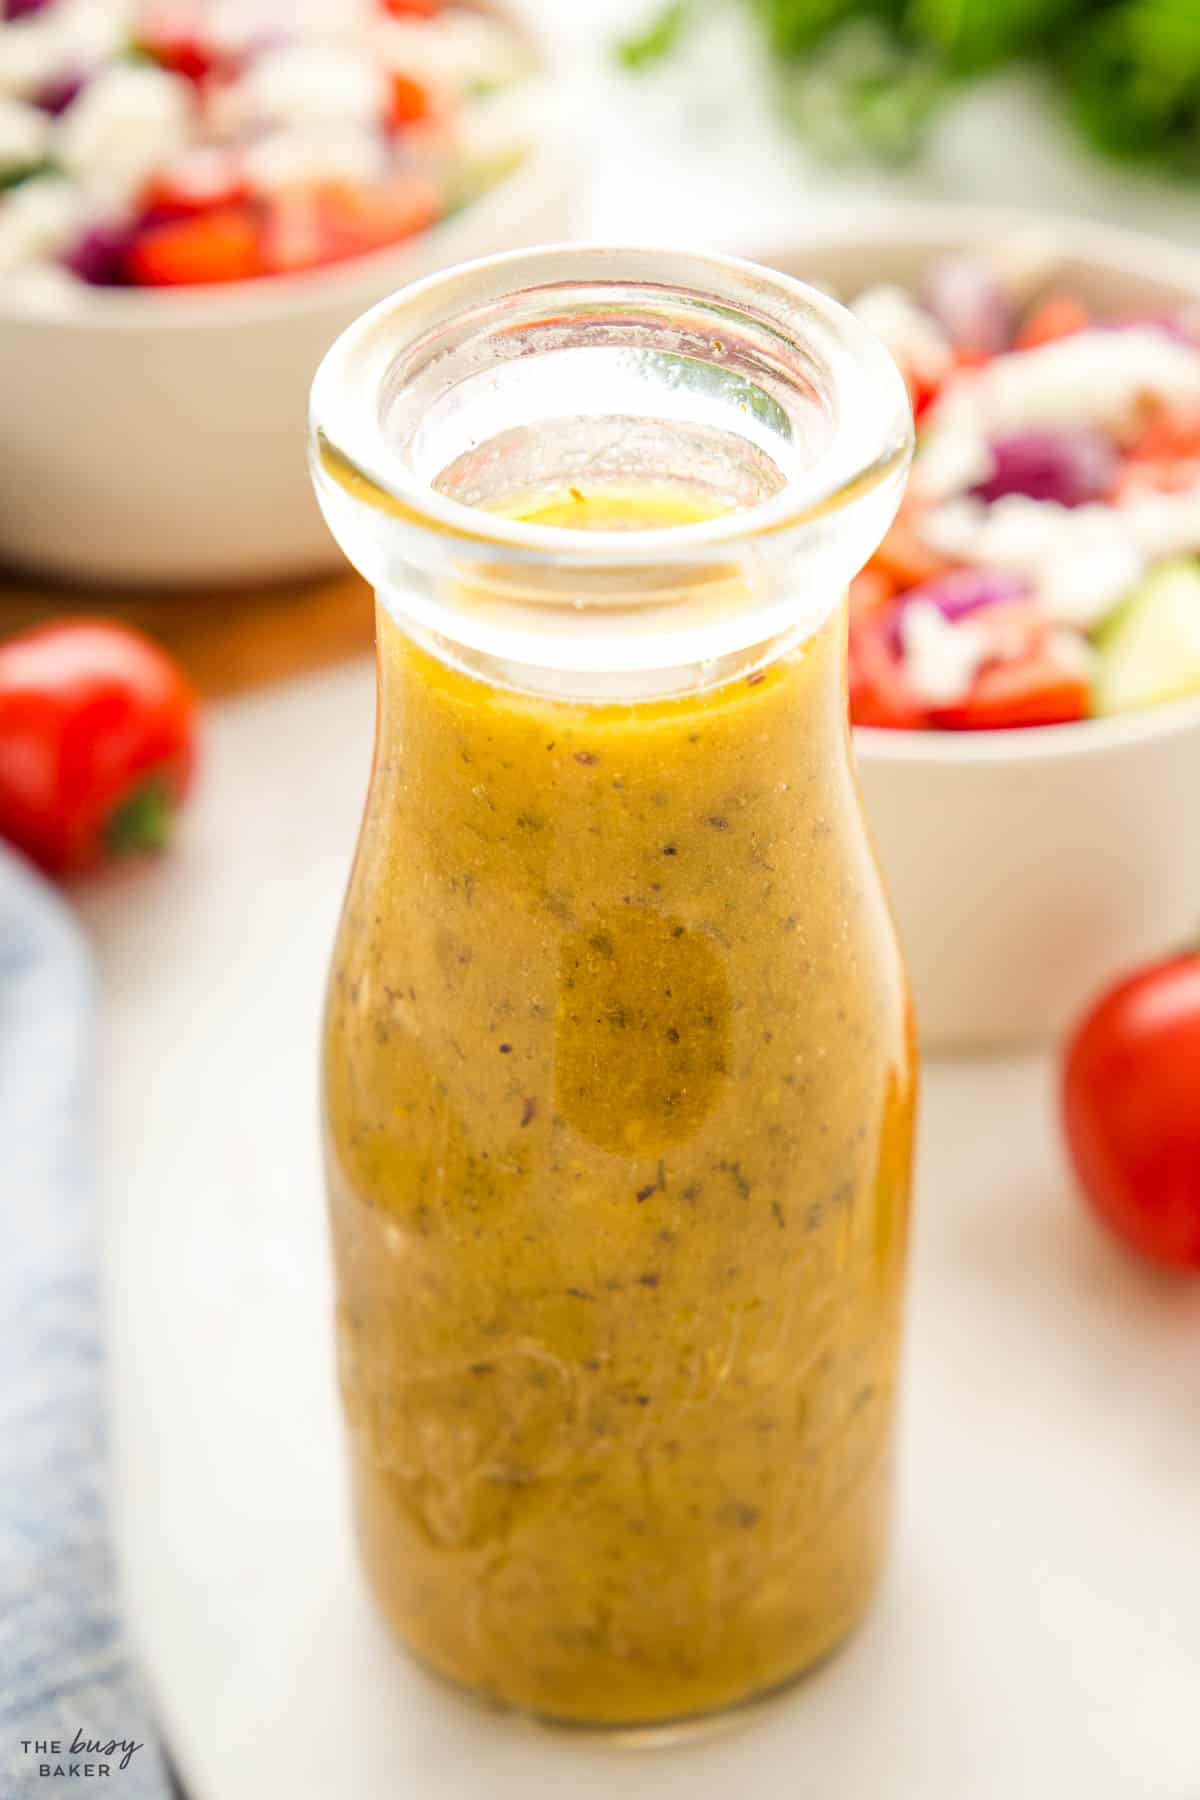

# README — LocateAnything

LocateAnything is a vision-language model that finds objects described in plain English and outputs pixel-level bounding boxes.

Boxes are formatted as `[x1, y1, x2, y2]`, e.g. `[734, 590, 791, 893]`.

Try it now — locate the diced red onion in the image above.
[971, 428, 1117, 509]
[887, 569, 1032, 647]
[921, 256, 1014, 356]
[34, 72, 87, 116]
[5, 0, 55, 17]
[61, 224, 133, 286]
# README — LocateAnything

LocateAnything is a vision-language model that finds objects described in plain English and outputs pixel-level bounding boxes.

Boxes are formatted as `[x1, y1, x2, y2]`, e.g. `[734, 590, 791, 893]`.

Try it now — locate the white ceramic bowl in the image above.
[0, 20, 576, 587]
[761, 207, 1200, 1050]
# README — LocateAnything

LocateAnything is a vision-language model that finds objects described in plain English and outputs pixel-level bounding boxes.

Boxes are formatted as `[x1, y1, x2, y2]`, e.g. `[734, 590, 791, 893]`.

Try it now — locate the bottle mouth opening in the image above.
[309, 243, 912, 575]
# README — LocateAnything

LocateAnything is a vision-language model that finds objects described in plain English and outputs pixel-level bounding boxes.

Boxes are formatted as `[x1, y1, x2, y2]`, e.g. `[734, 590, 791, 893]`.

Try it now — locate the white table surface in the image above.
[81, 7, 1200, 1795]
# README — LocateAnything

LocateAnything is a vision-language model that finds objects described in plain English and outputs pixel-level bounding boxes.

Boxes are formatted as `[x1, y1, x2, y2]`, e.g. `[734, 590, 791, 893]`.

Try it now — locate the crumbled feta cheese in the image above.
[2, 259, 80, 307]
[0, 96, 50, 176]
[852, 283, 953, 392]
[898, 600, 989, 707]
[0, 0, 132, 102]
[922, 494, 1145, 628]
[370, 13, 532, 93]
[0, 173, 84, 272]
[932, 328, 1200, 444]
[0, 11, 68, 101]
[1123, 487, 1200, 561]
[55, 63, 194, 206]
[218, 45, 388, 135]
[203, 0, 378, 53]
[243, 122, 388, 194]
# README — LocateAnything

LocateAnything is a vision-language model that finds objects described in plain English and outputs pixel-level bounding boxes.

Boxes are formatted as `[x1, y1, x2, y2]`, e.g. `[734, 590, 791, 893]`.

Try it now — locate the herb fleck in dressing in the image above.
[324, 488, 915, 1726]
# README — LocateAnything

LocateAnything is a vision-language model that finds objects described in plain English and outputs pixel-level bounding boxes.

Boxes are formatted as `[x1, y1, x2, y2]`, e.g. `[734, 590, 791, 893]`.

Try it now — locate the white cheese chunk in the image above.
[0, 96, 51, 175]
[243, 122, 388, 194]
[0, 173, 84, 271]
[55, 63, 194, 206]
[0, 0, 133, 102]
[218, 44, 388, 134]
[922, 495, 1144, 629]
[932, 328, 1200, 442]
[852, 283, 953, 391]
[898, 600, 989, 707]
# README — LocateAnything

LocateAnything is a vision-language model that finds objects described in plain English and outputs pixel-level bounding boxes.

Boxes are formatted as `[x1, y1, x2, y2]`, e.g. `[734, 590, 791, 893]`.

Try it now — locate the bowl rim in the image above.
[755, 202, 1200, 764]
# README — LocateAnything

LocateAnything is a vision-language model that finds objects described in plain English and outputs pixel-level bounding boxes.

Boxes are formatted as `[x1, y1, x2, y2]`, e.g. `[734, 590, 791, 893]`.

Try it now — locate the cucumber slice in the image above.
[1093, 560, 1200, 715]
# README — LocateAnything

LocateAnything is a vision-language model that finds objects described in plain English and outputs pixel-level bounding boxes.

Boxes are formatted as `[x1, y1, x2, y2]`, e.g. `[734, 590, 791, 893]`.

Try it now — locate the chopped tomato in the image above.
[140, 148, 249, 224]
[931, 652, 1090, 730]
[260, 187, 332, 275]
[952, 346, 992, 371]
[319, 175, 441, 258]
[903, 365, 942, 420]
[849, 607, 929, 731]
[261, 176, 441, 275]
[849, 567, 897, 615]
[382, 0, 441, 13]
[871, 505, 951, 589]
[1127, 405, 1200, 464]
[386, 71, 433, 129]
[1017, 292, 1091, 350]
[126, 205, 262, 286]
[136, 6, 231, 82]
[141, 31, 214, 80]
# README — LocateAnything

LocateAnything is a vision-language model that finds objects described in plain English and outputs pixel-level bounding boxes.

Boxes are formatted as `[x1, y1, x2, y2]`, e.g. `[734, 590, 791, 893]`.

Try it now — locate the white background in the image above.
[82, 5, 1200, 1796]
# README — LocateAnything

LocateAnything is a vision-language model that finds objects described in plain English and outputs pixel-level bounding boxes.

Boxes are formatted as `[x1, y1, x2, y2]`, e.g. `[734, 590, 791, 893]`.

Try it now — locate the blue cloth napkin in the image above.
[0, 847, 170, 1798]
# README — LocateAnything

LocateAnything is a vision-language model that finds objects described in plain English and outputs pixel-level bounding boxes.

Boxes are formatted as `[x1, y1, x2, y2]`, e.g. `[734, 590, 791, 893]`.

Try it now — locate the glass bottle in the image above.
[310, 246, 917, 1732]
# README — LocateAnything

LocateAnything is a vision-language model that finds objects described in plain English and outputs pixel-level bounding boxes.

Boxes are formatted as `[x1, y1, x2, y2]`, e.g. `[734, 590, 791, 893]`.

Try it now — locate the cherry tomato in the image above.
[848, 604, 929, 730]
[849, 567, 897, 615]
[126, 204, 262, 285]
[386, 71, 433, 129]
[1062, 953, 1200, 1268]
[931, 650, 1090, 730]
[871, 504, 952, 590]
[1017, 293, 1091, 350]
[0, 620, 198, 877]
[318, 175, 442, 259]
[260, 175, 441, 275]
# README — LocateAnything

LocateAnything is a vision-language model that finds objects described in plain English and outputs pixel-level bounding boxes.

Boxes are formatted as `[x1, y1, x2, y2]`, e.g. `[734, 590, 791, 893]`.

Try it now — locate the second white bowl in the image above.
[762, 208, 1200, 1049]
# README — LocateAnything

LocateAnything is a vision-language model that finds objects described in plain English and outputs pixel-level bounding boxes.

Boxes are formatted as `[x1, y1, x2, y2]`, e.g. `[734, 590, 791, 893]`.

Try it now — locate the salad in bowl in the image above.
[848, 261, 1200, 731]
[0, 0, 537, 289]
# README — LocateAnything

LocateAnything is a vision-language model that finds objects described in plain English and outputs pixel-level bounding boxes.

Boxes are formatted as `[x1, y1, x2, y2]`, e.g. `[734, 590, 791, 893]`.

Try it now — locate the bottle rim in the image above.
[309, 242, 913, 575]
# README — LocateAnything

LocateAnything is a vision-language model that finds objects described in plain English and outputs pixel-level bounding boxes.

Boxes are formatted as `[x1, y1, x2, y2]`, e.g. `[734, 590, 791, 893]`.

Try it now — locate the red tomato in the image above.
[260, 187, 332, 275]
[0, 621, 198, 877]
[126, 205, 262, 285]
[381, 0, 441, 14]
[931, 651, 1090, 730]
[260, 176, 440, 274]
[848, 606, 928, 730]
[141, 30, 215, 80]
[1017, 293, 1091, 350]
[318, 175, 442, 259]
[1127, 405, 1200, 464]
[871, 505, 951, 590]
[1062, 954, 1200, 1268]
[849, 567, 896, 615]
[386, 71, 433, 129]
